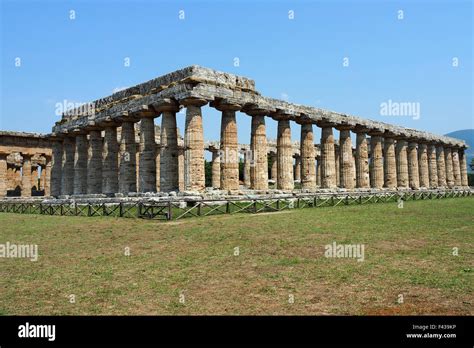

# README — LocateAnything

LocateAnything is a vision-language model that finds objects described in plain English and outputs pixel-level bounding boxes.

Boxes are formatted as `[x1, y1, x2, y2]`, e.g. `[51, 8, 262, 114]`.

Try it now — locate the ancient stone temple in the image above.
[0, 66, 470, 198]
[0, 132, 52, 197]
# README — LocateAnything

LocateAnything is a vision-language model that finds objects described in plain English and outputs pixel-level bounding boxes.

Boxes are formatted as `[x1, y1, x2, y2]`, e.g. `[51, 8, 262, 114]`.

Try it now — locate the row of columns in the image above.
[49, 99, 470, 196]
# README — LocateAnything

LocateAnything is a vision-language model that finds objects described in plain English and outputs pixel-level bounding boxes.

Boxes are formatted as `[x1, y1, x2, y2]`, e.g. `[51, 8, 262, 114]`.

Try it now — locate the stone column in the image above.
[50, 139, 63, 196]
[427, 144, 438, 188]
[320, 126, 336, 188]
[0, 153, 7, 197]
[87, 130, 103, 194]
[211, 149, 221, 189]
[219, 105, 240, 191]
[31, 165, 39, 191]
[21, 154, 32, 197]
[369, 135, 384, 189]
[407, 141, 420, 189]
[243, 150, 251, 187]
[158, 101, 180, 192]
[294, 155, 301, 182]
[277, 119, 294, 190]
[182, 99, 206, 191]
[139, 117, 157, 193]
[316, 157, 321, 187]
[338, 128, 354, 189]
[40, 162, 46, 191]
[103, 126, 119, 195]
[451, 148, 462, 187]
[436, 145, 447, 187]
[119, 121, 137, 194]
[270, 153, 277, 182]
[249, 114, 268, 190]
[335, 145, 340, 187]
[383, 137, 397, 189]
[444, 147, 454, 188]
[73, 133, 88, 195]
[155, 144, 161, 192]
[459, 148, 468, 187]
[61, 137, 75, 195]
[418, 143, 429, 188]
[355, 132, 369, 188]
[395, 140, 409, 188]
[44, 157, 51, 196]
[178, 147, 185, 191]
[300, 123, 316, 189]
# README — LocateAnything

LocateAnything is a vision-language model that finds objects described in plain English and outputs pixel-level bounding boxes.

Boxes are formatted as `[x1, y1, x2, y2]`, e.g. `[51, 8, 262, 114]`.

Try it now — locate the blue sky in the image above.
[1, 0, 472, 147]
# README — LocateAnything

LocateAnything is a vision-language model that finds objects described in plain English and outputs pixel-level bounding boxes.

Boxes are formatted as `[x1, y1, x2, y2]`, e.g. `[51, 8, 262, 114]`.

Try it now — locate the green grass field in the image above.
[0, 197, 473, 315]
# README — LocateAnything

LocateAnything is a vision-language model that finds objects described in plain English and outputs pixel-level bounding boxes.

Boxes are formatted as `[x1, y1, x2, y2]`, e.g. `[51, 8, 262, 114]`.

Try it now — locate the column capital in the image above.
[129, 104, 156, 118]
[152, 98, 180, 113]
[334, 123, 355, 131]
[180, 97, 208, 107]
[316, 120, 337, 128]
[211, 98, 241, 112]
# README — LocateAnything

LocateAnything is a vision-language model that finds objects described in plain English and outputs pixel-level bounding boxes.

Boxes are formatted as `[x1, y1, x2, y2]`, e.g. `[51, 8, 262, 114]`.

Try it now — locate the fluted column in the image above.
[0, 153, 7, 197]
[138, 117, 157, 193]
[335, 145, 340, 187]
[436, 145, 447, 187]
[383, 137, 397, 188]
[459, 148, 468, 187]
[211, 149, 221, 189]
[61, 137, 75, 195]
[407, 142, 419, 189]
[50, 139, 62, 196]
[369, 135, 384, 189]
[270, 153, 277, 182]
[452, 148, 461, 187]
[320, 126, 336, 188]
[418, 143, 429, 188]
[182, 99, 206, 191]
[276, 119, 294, 190]
[294, 155, 301, 182]
[73, 134, 88, 195]
[218, 104, 240, 191]
[396, 140, 409, 188]
[31, 165, 38, 191]
[119, 121, 137, 194]
[243, 150, 251, 187]
[355, 132, 369, 188]
[155, 144, 161, 192]
[249, 114, 268, 190]
[21, 154, 32, 197]
[159, 102, 180, 192]
[316, 157, 321, 187]
[427, 144, 438, 188]
[300, 123, 316, 189]
[87, 130, 103, 194]
[338, 128, 354, 189]
[44, 157, 51, 196]
[445, 147, 454, 188]
[103, 126, 119, 195]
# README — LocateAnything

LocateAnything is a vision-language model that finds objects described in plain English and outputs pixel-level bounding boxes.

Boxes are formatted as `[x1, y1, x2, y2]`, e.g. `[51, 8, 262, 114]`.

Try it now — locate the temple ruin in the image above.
[0, 66, 470, 200]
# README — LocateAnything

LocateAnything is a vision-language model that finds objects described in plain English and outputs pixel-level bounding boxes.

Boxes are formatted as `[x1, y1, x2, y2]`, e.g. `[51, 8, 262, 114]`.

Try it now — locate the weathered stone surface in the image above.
[44, 158, 51, 196]
[211, 150, 221, 189]
[250, 116, 268, 190]
[277, 119, 294, 190]
[370, 136, 383, 189]
[243, 151, 251, 187]
[316, 158, 321, 187]
[103, 126, 119, 194]
[178, 147, 185, 191]
[339, 129, 354, 189]
[427, 144, 438, 188]
[320, 127, 336, 188]
[21, 154, 32, 197]
[220, 109, 239, 191]
[87, 131, 103, 194]
[383, 137, 397, 188]
[300, 124, 316, 189]
[335, 145, 340, 187]
[436, 145, 447, 187]
[355, 132, 369, 188]
[0, 153, 7, 196]
[61, 137, 75, 195]
[119, 121, 137, 194]
[451, 148, 461, 187]
[294, 155, 301, 181]
[418, 143, 429, 188]
[444, 147, 454, 188]
[459, 148, 468, 187]
[270, 152, 277, 182]
[407, 142, 419, 189]
[184, 104, 205, 191]
[139, 118, 157, 193]
[73, 134, 88, 194]
[396, 140, 409, 188]
[50, 140, 62, 196]
[160, 111, 179, 192]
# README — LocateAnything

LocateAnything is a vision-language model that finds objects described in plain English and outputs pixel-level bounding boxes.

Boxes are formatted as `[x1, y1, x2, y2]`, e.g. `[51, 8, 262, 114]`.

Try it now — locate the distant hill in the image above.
[445, 129, 474, 172]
